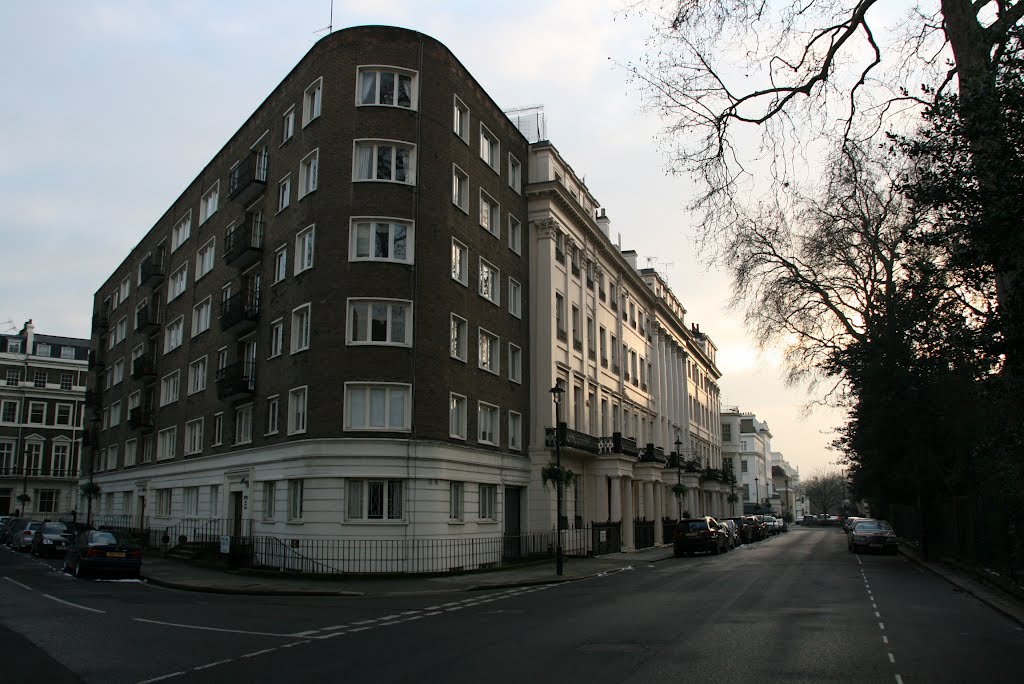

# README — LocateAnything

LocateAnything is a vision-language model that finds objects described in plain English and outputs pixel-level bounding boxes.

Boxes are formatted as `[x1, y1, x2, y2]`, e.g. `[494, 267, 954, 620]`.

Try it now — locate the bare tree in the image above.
[803, 471, 847, 514]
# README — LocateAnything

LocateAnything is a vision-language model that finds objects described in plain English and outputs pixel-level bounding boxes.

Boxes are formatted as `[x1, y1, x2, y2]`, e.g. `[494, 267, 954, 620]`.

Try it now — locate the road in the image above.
[1, 526, 1021, 683]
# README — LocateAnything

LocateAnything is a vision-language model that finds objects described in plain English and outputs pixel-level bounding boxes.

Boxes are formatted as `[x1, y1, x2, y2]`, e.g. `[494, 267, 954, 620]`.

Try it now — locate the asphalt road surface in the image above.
[2, 526, 1021, 683]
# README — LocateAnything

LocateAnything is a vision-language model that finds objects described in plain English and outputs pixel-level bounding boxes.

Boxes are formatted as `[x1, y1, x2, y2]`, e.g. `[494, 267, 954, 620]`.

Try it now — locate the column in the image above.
[622, 477, 634, 549]
[593, 473, 609, 523]
[654, 484, 664, 543]
[643, 481, 655, 520]
[609, 475, 621, 523]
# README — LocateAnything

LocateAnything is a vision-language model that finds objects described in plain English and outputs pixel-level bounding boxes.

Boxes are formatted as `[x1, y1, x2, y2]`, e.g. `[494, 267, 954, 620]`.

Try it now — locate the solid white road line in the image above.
[888, 652, 895, 663]
[3, 577, 33, 591]
[42, 593, 106, 614]
[193, 659, 233, 671]
[240, 647, 279, 659]
[136, 672, 184, 683]
[133, 617, 300, 638]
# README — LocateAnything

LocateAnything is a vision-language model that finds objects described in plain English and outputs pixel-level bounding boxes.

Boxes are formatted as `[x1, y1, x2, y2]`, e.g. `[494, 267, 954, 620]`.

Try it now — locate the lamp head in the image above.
[549, 381, 565, 403]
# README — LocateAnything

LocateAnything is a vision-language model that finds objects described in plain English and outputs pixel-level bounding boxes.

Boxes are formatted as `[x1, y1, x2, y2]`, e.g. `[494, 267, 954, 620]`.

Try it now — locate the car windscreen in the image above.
[686, 521, 710, 531]
[89, 531, 119, 545]
[854, 522, 892, 533]
[41, 523, 67, 534]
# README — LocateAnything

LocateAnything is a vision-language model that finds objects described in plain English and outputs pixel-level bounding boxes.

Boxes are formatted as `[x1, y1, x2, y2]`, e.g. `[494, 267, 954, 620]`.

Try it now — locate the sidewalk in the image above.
[898, 544, 1024, 627]
[140, 545, 677, 597]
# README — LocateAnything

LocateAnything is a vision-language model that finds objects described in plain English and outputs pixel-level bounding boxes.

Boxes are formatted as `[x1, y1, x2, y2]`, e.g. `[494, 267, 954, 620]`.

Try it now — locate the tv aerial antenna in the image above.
[1, 319, 15, 333]
[314, 0, 334, 36]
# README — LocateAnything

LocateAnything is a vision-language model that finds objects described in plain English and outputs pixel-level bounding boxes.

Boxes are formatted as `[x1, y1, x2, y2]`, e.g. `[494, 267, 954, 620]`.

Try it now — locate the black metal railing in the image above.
[592, 522, 622, 555]
[224, 216, 265, 268]
[588, 348, 596, 361]
[612, 433, 639, 457]
[556, 328, 567, 342]
[139, 253, 165, 286]
[634, 520, 655, 549]
[601, 356, 608, 368]
[129, 407, 154, 430]
[0, 466, 78, 479]
[216, 361, 256, 399]
[88, 350, 103, 370]
[572, 338, 582, 352]
[92, 313, 108, 333]
[131, 354, 157, 380]
[545, 426, 601, 454]
[228, 150, 269, 203]
[135, 305, 161, 334]
[221, 290, 260, 332]
[555, 249, 565, 263]
[703, 468, 723, 481]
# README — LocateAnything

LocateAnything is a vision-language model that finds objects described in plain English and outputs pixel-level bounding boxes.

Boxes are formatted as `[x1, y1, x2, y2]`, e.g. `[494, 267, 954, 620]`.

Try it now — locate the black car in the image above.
[63, 529, 143, 578]
[674, 517, 728, 556]
[31, 521, 76, 557]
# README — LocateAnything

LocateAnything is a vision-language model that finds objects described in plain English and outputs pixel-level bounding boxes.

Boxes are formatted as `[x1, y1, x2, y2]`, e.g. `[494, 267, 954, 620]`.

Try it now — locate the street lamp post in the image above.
[674, 436, 683, 520]
[754, 476, 759, 513]
[549, 382, 565, 577]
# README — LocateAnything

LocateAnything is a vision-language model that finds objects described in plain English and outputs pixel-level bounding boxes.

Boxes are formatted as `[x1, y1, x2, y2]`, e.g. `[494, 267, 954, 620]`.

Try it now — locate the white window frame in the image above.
[157, 426, 177, 461]
[449, 392, 468, 440]
[266, 395, 280, 435]
[28, 401, 46, 425]
[263, 481, 277, 520]
[234, 403, 254, 445]
[449, 481, 464, 521]
[278, 174, 291, 212]
[451, 238, 468, 286]
[282, 106, 295, 143]
[287, 479, 304, 521]
[347, 298, 413, 347]
[352, 139, 416, 184]
[453, 95, 469, 142]
[479, 123, 499, 172]
[168, 263, 188, 302]
[199, 182, 219, 225]
[188, 356, 207, 395]
[288, 386, 308, 435]
[343, 383, 411, 432]
[164, 315, 184, 353]
[302, 77, 323, 126]
[508, 343, 522, 384]
[479, 483, 498, 520]
[54, 403, 73, 427]
[508, 277, 521, 318]
[479, 189, 500, 238]
[508, 154, 522, 194]
[212, 412, 224, 447]
[184, 418, 204, 456]
[509, 412, 522, 451]
[508, 214, 522, 255]
[478, 258, 500, 305]
[349, 217, 414, 264]
[295, 225, 315, 274]
[273, 245, 288, 283]
[346, 479, 403, 521]
[478, 328, 500, 375]
[452, 164, 469, 212]
[356, 66, 418, 109]
[171, 211, 192, 251]
[191, 296, 212, 337]
[269, 318, 284, 358]
[291, 303, 311, 354]
[160, 370, 180, 407]
[450, 314, 467, 362]
[477, 402, 499, 445]
[196, 238, 216, 281]
[298, 149, 319, 198]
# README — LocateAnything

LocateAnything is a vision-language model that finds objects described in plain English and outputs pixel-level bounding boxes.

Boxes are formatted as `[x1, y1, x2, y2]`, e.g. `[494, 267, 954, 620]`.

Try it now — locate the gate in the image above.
[592, 521, 621, 555]
[634, 519, 655, 549]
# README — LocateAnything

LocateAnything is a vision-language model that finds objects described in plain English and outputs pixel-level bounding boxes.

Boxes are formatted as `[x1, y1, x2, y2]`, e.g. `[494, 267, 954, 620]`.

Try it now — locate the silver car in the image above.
[8, 520, 43, 551]
[718, 519, 740, 548]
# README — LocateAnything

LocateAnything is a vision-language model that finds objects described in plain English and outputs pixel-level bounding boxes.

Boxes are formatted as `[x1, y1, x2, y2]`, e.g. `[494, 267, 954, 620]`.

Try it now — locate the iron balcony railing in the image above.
[131, 354, 157, 380]
[228, 150, 269, 203]
[134, 305, 161, 334]
[139, 253, 165, 286]
[216, 361, 256, 399]
[224, 215, 265, 269]
[221, 290, 260, 332]
[545, 426, 601, 454]
[88, 350, 103, 370]
[0, 467, 78, 479]
[129, 407, 155, 430]
[91, 313, 108, 333]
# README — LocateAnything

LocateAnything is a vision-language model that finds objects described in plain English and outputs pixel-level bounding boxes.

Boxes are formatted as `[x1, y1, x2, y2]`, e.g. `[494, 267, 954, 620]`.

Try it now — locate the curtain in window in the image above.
[347, 480, 363, 518]
[349, 388, 365, 427]
[388, 389, 405, 428]
[397, 75, 412, 108]
[369, 388, 386, 427]
[355, 223, 370, 257]
[355, 144, 374, 180]
[359, 72, 376, 105]
[388, 481, 403, 518]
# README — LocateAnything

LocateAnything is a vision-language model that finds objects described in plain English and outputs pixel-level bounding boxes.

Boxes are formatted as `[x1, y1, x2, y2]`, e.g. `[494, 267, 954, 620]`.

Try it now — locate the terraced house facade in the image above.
[86, 27, 531, 569]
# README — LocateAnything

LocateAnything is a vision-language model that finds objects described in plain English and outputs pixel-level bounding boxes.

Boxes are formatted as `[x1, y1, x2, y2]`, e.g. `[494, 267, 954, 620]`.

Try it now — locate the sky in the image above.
[0, 0, 850, 478]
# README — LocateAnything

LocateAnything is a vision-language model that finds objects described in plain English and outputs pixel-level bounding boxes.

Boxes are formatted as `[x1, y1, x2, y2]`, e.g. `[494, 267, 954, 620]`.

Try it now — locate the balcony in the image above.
[545, 425, 601, 455]
[223, 215, 265, 270]
[139, 253, 165, 286]
[128, 407, 155, 431]
[91, 313, 108, 333]
[131, 354, 157, 381]
[556, 328, 567, 343]
[571, 263, 581, 278]
[221, 291, 260, 334]
[703, 468, 723, 481]
[134, 305, 161, 334]
[612, 433, 640, 457]
[216, 361, 256, 400]
[228, 150, 269, 204]
[572, 338, 582, 352]
[0, 466, 78, 480]
[638, 444, 667, 464]
[88, 350, 104, 370]
[84, 388, 101, 409]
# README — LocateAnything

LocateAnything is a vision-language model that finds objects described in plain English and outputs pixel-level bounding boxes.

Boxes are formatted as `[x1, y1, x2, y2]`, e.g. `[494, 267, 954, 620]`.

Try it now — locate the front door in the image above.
[231, 491, 243, 537]
[502, 487, 522, 561]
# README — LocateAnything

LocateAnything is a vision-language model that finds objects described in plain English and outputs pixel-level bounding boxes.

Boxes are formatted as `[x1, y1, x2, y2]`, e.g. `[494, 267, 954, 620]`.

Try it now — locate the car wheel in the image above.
[62, 557, 70, 573]
[73, 558, 86, 579]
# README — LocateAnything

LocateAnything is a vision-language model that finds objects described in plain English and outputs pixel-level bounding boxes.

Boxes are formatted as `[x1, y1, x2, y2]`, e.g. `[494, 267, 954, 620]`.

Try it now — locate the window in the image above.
[303, 77, 322, 126]
[348, 299, 411, 346]
[278, 175, 291, 211]
[168, 264, 187, 301]
[288, 386, 307, 435]
[288, 480, 304, 520]
[587, 316, 596, 357]
[171, 211, 191, 251]
[282, 106, 295, 142]
[291, 304, 311, 353]
[449, 393, 467, 439]
[556, 293, 566, 340]
[508, 343, 522, 383]
[508, 412, 522, 451]
[209, 484, 221, 517]
[479, 190, 499, 237]
[479, 124, 499, 171]
[508, 154, 522, 193]
[291, 225, 315, 275]
[188, 357, 207, 394]
[266, 395, 279, 434]
[59, 371, 72, 390]
[234, 404, 253, 445]
[116, 317, 128, 344]
[164, 316, 184, 353]
[350, 219, 412, 264]
[453, 96, 469, 141]
[60, 347, 75, 360]
[199, 183, 219, 224]
[273, 245, 287, 283]
[449, 481, 463, 520]
[298, 149, 319, 197]
[357, 66, 416, 108]
[37, 342, 54, 358]
[6, 369, 21, 386]
[572, 305, 581, 350]
[741, 459, 748, 473]
[124, 439, 137, 467]
[212, 413, 224, 447]
[7, 339, 21, 353]
[508, 215, 522, 255]
[346, 479, 403, 520]
[479, 484, 497, 519]
[0, 400, 17, 423]
[156, 488, 172, 516]
[451, 239, 468, 285]
[28, 401, 45, 424]
[722, 424, 733, 441]
[507, 278, 522, 318]
[128, 391, 140, 412]
[269, 319, 284, 358]
[196, 238, 215, 280]
[157, 427, 177, 461]
[478, 402, 499, 445]
[479, 259, 499, 305]
[611, 334, 619, 369]
[263, 481, 277, 520]
[33, 370, 47, 388]
[353, 140, 415, 184]
[452, 165, 468, 211]
[192, 297, 212, 336]
[160, 371, 180, 406]
[344, 383, 411, 431]
[185, 418, 204, 456]
[450, 314, 467, 361]
[479, 329, 499, 374]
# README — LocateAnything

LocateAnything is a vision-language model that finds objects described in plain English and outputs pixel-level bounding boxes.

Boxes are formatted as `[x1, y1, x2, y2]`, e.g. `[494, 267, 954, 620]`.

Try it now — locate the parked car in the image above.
[848, 519, 900, 554]
[762, 515, 782, 535]
[721, 516, 753, 544]
[0, 516, 18, 545]
[7, 519, 43, 551]
[842, 516, 865, 533]
[31, 521, 77, 558]
[741, 515, 766, 542]
[718, 518, 740, 548]
[63, 529, 143, 578]
[674, 517, 728, 556]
